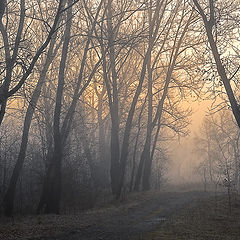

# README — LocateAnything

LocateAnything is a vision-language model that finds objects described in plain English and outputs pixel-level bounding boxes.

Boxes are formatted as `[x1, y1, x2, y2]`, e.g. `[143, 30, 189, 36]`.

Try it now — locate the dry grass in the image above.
[0, 191, 162, 240]
[141, 194, 240, 240]
[2, 191, 239, 240]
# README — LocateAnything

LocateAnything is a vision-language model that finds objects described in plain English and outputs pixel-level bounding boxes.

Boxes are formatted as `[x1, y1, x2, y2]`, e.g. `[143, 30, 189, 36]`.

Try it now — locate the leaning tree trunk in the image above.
[134, 141, 151, 191]
[116, 0, 166, 199]
[140, 45, 153, 191]
[193, 0, 240, 128]
[141, 9, 193, 191]
[0, 0, 64, 126]
[2, 37, 58, 217]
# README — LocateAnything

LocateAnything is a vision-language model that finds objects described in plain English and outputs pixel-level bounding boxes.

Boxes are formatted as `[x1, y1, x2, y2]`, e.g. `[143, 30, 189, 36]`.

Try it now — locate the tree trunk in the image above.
[2, 36, 57, 217]
[0, 0, 65, 125]
[129, 125, 141, 192]
[38, 0, 103, 214]
[116, 0, 169, 198]
[134, 143, 150, 191]
[97, 95, 109, 188]
[193, 0, 240, 128]
[38, 0, 72, 214]
[141, 9, 193, 191]
[106, 0, 121, 196]
[141, 41, 153, 191]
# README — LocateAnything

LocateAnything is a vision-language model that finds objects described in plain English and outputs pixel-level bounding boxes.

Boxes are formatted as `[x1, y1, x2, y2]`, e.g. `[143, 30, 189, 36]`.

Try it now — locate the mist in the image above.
[1, 0, 240, 239]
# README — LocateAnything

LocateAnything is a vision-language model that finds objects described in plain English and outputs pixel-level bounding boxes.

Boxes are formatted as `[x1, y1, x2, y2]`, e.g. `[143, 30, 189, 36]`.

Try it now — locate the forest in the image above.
[0, 0, 240, 239]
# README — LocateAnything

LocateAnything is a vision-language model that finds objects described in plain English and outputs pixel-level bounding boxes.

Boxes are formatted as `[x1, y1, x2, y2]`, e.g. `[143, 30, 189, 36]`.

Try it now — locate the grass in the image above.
[141, 194, 240, 240]
[0, 191, 162, 240]
[1, 191, 240, 240]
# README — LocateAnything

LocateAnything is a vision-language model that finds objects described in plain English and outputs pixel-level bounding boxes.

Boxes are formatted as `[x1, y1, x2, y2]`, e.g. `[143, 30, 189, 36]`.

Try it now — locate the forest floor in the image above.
[1, 190, 240, 240]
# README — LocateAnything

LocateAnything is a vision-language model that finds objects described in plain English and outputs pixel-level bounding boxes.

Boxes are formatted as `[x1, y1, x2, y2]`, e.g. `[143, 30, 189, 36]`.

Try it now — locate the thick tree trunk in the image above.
[142, 147, 152, 191]
[129, 99, 147, 192]
[97, 95, 109, 188]
[129, 126, 141, 192]
[42, 146, 63, 214]
[134, 144, 150, 191]
[106, 0, 121, 196]
[38, 0, 72, 214]
[38, 0, 102, 214]
[110, 123, 120, 195]
[93, 82, 109, 188]
[78, 119, 99, 205]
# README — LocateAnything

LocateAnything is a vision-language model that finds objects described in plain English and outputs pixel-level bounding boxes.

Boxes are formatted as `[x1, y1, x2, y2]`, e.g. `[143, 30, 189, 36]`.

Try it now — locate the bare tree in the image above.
[2, 30, 62, 216]
[38, 0, 104, 214]
[0, 0, 71, 125]
[134, 1, 195, 191]
[192, 0, 240, 128]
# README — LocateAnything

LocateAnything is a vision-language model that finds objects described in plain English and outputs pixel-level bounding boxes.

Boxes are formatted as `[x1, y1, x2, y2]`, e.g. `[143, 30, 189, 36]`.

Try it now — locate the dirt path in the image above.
[35, 191, 213, 240]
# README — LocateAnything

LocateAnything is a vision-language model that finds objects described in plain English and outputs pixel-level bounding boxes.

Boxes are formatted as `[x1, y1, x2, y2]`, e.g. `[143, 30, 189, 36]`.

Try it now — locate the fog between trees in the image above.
[0, 0, 240, 217]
